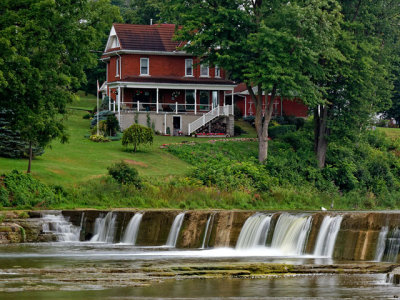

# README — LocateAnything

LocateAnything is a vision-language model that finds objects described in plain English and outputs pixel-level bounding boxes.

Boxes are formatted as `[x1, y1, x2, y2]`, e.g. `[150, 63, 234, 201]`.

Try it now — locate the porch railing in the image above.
[188, 105, 232, 135]
[117, 101, 213, 114]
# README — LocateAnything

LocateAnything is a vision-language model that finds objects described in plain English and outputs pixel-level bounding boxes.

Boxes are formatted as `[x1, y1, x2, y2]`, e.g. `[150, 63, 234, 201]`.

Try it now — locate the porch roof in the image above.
[107, 75, 236, 90]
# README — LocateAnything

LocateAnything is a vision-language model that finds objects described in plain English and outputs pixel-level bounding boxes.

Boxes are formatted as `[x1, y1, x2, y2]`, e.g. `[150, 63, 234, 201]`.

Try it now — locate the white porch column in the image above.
[223, 91, 226, 106]
[194, 89, 197, 115]
[117, 86, 121, 122]
[244, 96, 247, 117]
[231, 89, 234, 115]
[164, 113, 167, 134]
[108, 87, 111, 111]
[156, 88, 159, 114]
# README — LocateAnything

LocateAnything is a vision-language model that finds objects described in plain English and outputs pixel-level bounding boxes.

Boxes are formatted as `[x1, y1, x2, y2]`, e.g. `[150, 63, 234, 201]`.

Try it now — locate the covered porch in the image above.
[106, 81, 236, 136]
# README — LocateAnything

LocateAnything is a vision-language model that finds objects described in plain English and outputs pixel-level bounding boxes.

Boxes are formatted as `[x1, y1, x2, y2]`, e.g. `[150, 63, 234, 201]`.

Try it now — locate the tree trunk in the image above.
[314, 105, 329, 168]
[27, 141, 32, 174]
[247, 84, 277, 163]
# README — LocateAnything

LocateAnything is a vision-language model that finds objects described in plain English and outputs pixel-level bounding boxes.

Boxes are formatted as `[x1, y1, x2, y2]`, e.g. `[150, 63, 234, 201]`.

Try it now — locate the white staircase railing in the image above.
[188, 105, 232, 135]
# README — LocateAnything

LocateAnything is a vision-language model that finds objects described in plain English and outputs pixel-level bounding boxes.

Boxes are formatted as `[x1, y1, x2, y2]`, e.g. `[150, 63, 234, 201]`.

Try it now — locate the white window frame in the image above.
[185, 59, 193, 77]
[140, 58, 149, 76]
[115, 57, 120, 77]
[215, 66, 220, 78]
[200, 64, 209, 77]
[185, 90, 195, 111]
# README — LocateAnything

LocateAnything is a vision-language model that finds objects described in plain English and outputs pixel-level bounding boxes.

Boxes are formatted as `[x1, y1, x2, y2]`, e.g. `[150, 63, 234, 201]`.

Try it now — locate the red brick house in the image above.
[101, 23, 236, 136]
[231, 83, 308, 118]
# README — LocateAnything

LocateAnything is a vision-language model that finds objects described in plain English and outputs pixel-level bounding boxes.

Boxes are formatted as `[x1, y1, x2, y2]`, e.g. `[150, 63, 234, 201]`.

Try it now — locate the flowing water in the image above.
[41, 213, 81, 242]
[270, 213, 313, 255]
[313, 215, 343, 257]
[1, 210, 400, 298]
[236, 213, 271, 249]
[165, 212, 185, 247]
[120, 212, 143, 245]
[90, 212, 117, 243]
[201, 213, 215, 249]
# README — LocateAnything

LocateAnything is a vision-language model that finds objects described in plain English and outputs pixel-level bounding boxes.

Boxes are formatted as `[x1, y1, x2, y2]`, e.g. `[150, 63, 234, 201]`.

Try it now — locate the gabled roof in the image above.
[105, 23, 183, 53]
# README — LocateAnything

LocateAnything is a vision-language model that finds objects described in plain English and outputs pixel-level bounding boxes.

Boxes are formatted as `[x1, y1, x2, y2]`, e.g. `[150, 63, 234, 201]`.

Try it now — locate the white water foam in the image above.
[121, 213, 143, 245]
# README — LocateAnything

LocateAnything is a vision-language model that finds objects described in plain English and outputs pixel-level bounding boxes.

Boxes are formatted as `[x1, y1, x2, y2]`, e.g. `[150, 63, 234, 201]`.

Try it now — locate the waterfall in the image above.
[201, 213, 215, 249]
[90, 212, 117, 243]
[41, 214, 81, 242]
[270, 213, 313, 255]
[374, 226, 389, 261]
[121, 213, 143, 245]
[313, 215, 343, 257]
[236, 213, 272, 249]
[383, 228, 400, 262]
[165, 212, 185, 247]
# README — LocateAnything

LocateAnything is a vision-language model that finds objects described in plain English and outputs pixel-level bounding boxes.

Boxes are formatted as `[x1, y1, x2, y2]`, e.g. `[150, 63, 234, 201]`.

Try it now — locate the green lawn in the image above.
[0, 93, 256, 186]
[377, 127, 400, 140]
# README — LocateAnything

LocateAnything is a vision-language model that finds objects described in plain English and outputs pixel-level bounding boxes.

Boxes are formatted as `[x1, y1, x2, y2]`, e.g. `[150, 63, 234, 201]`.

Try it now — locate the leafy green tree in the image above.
[0, 0, 119, 172]
[313, 0, 400, 167]
[108, 161, 142, 187]
[122, 124, 153, 152]
[112, 0, 161, 24]
[161, 0, 341, 162]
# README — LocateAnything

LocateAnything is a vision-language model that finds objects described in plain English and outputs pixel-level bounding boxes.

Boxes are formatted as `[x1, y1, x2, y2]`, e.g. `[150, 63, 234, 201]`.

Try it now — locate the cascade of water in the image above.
[313, 215, 343, 257]
[165, 212, 185, 247]
[121, 213, 143, 245]
[236, 213, 272, 249]
[41, 214, 81, 242]
[201, 213, 215, 249]
[384, 228, 400, 262]
[90, 212, 117, 243]
[270, 213, 313, 255]
[374, 226, 389, 262]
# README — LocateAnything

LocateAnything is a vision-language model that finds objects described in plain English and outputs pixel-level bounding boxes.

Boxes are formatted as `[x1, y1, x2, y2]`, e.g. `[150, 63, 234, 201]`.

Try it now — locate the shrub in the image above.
[234, 125, 244, 136]
[82, 114, 91, 119]
[107, 161, 142, 187]
[268, 125, 296, 139]
[105, 115, 120, 136]
[89, 134, 110, 142]
[122, 124, 153, 152]
[1, 170, 57, 208]
[91, 120, 107, 136]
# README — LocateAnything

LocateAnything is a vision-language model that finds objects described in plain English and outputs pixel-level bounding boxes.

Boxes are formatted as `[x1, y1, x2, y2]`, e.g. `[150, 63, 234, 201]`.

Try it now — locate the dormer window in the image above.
[185, 59, 193, 76]
[116, 57, 120, 77]
[140, 58, 149, 75]
[200, 64, 209, 77]
[215, 66, 220, 78]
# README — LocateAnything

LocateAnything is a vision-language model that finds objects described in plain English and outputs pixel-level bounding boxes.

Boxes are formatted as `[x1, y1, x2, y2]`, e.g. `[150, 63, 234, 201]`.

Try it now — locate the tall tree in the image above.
[0, 0, 119, 172]
[313, 0, 399, 168]
[112, 0, 160, 24]
[161, 0, 341, 162]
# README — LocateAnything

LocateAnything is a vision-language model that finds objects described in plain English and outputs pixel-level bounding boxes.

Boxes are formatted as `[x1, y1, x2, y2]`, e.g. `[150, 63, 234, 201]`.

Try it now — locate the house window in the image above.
[215, 66, 220, 78]
[185, 59, 193, 76]
[199, 91, 209, 110]
[200, 64, 209, 77]
[185, 90, 195, 111]
[115, 58, 120, 77]
[140, 58, 149, 75]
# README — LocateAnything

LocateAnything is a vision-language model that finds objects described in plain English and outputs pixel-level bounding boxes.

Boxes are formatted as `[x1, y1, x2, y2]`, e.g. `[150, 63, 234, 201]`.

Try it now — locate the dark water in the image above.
[1, 274, 399, 299]
[0, 243, 399, 299]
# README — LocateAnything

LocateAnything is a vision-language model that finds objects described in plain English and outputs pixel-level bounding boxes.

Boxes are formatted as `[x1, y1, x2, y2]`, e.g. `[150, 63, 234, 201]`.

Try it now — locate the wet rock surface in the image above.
[0, 261, 397, 292]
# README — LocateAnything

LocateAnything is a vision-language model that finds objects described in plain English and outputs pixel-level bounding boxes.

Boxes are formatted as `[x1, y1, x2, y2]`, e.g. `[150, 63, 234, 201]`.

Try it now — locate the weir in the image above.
[22, 210, 400, 262]
[121, 213, 143, 245]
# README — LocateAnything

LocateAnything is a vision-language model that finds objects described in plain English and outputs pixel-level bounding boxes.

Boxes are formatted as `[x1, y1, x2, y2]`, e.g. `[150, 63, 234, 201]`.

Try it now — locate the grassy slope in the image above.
[1, 92, 246, 186]
[377, 127, 400, 140]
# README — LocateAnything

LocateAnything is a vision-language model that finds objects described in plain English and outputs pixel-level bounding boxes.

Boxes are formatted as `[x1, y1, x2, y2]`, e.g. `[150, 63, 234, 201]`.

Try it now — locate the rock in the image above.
[0, 223, 24, 244]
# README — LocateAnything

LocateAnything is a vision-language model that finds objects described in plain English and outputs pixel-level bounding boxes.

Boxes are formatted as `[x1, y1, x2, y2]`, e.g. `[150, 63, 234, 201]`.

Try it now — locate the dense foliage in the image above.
[107, 161, 142, 187]
[0, 170, 57, 208]
[0, 0, 119, 172]
[122, 124, 153, 152]
[0, 110, 43, 158]
[167, 123, 400, 209]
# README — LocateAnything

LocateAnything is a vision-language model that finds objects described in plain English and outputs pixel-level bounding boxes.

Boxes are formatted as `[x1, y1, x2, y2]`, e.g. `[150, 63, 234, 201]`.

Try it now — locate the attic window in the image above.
[140, 58, 149, 75]
[185, 59, 193, 76]
[111, 36, 120, 48]
[215, 66, 220, 78]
